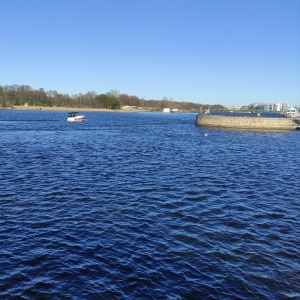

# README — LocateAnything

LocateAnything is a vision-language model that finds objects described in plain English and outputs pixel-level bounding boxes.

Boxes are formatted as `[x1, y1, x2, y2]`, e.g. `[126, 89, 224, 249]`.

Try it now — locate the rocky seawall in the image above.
[196, 114, 299, 130]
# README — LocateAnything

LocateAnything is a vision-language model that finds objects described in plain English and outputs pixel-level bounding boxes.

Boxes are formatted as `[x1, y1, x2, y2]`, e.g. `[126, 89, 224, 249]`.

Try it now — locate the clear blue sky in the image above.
[1, 0, 299, 106]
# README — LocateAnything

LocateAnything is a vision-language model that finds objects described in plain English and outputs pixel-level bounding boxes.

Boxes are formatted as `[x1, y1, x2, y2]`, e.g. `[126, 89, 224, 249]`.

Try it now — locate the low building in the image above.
[285, 107, 299, 118]
[122, 105, 138, 110]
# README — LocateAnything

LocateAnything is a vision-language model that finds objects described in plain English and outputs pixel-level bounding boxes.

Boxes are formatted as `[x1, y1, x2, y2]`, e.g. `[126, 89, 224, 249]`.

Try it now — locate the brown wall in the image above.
[196, 114, 298, 130]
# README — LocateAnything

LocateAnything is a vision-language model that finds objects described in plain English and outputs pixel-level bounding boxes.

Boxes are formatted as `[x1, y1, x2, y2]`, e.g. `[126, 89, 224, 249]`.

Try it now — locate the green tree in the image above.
[0, 86, 4, 107]
[95, 94, 109, 108]
[107, 97, 120, 109]
[95, 94, 120, 109]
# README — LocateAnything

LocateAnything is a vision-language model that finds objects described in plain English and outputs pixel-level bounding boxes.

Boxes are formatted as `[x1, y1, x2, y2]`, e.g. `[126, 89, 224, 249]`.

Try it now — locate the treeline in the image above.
[0, 84, 224, 111]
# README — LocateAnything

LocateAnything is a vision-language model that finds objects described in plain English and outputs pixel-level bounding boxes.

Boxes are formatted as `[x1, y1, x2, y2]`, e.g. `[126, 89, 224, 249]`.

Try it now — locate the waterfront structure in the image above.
[122, 105, 139, 110]
[196, 114, 299, 130]
[246, 101, 298, 113]
[285, 107, 299, 118]
[272, 102, 282, 112]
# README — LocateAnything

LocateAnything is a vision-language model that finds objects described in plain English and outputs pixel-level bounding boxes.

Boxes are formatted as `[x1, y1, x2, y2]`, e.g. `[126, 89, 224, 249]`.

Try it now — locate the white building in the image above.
[122, 105, 138, 110]
[285, 107, 299, 118]
[272, 102, 282, 111]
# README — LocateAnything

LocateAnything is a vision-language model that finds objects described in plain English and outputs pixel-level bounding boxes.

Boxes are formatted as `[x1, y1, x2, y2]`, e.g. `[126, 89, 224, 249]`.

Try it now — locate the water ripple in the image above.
[1, 111, 300, 299]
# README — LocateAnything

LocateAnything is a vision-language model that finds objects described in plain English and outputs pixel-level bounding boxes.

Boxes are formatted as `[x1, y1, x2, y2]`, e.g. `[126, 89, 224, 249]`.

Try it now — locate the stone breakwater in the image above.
[196, 114, 299, 130]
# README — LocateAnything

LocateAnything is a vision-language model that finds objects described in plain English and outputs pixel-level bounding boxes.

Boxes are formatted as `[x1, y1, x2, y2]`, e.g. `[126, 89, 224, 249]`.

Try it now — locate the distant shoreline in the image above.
[1, 105, 146, 113]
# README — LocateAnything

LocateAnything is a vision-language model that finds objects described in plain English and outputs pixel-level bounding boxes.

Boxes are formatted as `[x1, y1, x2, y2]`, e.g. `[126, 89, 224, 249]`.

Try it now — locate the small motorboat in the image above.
[67, 112, 85, 122]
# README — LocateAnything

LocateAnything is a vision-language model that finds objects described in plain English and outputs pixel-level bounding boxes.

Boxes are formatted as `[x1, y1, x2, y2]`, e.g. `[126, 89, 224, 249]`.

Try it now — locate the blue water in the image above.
[1, 110, 300, 299]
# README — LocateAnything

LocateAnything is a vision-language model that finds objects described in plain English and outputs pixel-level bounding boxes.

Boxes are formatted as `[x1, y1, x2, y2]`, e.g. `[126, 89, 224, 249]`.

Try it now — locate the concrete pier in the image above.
[196, 114, 299, 130]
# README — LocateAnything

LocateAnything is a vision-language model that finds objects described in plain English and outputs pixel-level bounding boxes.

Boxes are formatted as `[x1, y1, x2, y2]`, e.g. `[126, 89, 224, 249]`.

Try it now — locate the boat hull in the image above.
[67, 116, 85, 122]
[67, 112, 85, 122]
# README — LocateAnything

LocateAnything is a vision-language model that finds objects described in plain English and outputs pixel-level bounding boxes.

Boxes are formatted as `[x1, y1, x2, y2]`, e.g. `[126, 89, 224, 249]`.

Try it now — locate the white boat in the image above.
[67, 112, 85, 122]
